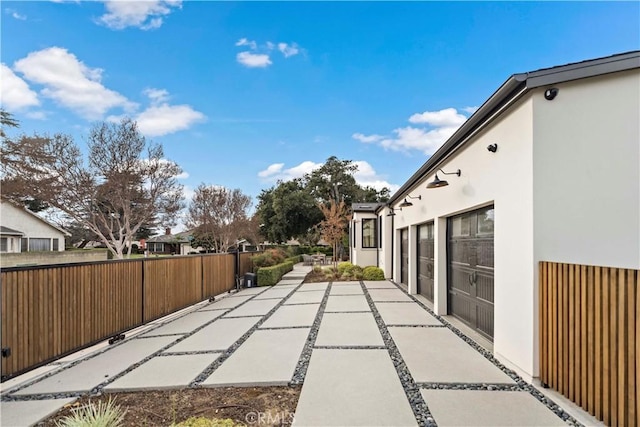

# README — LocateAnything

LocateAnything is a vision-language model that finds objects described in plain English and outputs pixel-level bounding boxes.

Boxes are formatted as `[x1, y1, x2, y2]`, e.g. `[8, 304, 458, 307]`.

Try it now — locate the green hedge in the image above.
[285, 255, 302, 264]
[362, 266, 385, 281]
[257, 261, 294, 286]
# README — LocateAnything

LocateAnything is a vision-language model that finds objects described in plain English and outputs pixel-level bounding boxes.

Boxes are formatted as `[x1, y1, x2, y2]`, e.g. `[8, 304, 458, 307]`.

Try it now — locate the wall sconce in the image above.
[426, 169, 461, 189]
[386, 207, 401, 217]
[398, 195, 421, 208]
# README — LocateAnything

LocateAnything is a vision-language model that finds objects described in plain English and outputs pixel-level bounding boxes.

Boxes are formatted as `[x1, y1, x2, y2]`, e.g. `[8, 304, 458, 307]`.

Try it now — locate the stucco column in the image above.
[433, 216, 448, 315]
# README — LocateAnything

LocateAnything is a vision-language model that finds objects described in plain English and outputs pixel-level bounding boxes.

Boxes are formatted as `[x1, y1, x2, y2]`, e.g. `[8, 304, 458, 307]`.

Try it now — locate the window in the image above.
[378, 215, 382, 248]
[477, 207, 495, 235]
[21, 238, 28, 252]
[52, 238, 59, 251]
[0, 238, 7, 252]
[352, 223, 356, 248]
[29, 238, 51, 252]
[362, 218, 377, 248]
[149, 242, 164, 252]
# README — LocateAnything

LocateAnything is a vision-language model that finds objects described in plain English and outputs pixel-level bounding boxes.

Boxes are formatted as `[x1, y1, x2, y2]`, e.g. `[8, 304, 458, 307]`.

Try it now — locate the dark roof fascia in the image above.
[388, 51, 640, 205]
[352, 202, 384, 213]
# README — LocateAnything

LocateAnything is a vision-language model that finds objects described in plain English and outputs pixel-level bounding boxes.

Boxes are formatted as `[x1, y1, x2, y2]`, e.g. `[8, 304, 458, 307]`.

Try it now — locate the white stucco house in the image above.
[0, 200, 70, 253]
[350, 51, 639, 382]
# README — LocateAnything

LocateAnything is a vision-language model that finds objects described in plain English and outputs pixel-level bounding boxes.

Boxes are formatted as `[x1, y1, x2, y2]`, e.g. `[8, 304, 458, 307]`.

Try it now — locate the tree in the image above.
[1, 118, 184, 259]
[318, 200, 351, 269]
[186, 185, 252, 253]
[256, 179, 323, 243]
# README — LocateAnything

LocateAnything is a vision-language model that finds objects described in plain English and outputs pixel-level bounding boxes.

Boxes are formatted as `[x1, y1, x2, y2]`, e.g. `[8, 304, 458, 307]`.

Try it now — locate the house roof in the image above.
[147, 230, 193, 244]
[0, 199, 72, 236]
[0, 226, 24, 236]
[352, 203, 384, 213]
[386, 50, 640, 207]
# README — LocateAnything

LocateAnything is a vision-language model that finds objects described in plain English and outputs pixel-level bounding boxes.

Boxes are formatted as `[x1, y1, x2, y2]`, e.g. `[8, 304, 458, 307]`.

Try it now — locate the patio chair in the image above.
[325, 256, 333, 265]
[302, 254, 313, 266]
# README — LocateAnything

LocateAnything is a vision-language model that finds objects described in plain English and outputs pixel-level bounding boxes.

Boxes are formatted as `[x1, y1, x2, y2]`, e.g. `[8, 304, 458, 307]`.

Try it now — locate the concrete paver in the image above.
[277, 279, 303, 286]
[104, 354, 219, 391]
[324, 295, 370, 312]
[202, 294, 253, 310]
[1, 399, 75, 426]
[15, 336, 176, 395]
[202, 328, 310, 386]
[237, 287, 267, 295]
[223, 298, 281, 317]
[315, 313, 384, 346]
[389, 327, 514, 383]
[261, 304, 320, 328]
[375, 302, 441, 325]
[421, 389, 566, 426]
[142, 310, 226, 336]
[167, 317, 261, 352]
[296, 282, 328, 292]
[284, 290, 325, 304]
[293, 349, 417, 426]
[367, 288, 413, 302]
[363, 280, 398, 289]
[254, 287, 296, 299]
[329, 285, 363, 295]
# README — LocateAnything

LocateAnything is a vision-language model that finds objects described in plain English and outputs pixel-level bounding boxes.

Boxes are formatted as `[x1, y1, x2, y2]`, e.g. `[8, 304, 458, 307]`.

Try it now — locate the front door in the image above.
[400, 228, 409, 285]
[417, 222, 434, 301]
[448, 206, 495, 340]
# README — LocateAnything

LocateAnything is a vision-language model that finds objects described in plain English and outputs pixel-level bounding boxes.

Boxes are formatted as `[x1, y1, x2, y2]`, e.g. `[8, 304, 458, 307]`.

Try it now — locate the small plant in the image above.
[337, 261, 353, 276]
[173, 416, 240, 426]
[56, 397, 126, 427]
[362, 266, 385, 281]
[313, 264, 322, 273]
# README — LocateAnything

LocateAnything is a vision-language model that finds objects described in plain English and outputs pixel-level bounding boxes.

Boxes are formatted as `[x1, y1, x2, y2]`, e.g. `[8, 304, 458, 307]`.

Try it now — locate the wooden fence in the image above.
[539, 262, 639, 427]
[1, 252, 260, 381]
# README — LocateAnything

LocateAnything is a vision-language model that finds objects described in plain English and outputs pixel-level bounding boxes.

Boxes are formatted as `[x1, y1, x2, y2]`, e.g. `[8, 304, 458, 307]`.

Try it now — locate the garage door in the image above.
[400, 228, 409, 285]
[417, 222, 434, 301]
[448, 206, 494, 340]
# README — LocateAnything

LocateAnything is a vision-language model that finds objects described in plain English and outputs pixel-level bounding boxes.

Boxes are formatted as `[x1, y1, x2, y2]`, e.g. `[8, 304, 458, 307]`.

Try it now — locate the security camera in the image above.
[487, 143, 498, 153]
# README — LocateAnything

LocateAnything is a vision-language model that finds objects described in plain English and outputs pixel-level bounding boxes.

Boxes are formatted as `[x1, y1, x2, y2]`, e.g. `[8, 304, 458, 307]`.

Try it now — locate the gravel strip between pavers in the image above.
[258, 326, 312, 330]
[1, 288, 271, 401]
[386, 324, 446, 328]
[387, 280, 582, 426]
[159, 350, 224, 357]
[189, 283, 304, 387]
[290, 282, 332, 386]
[135, 333, 186, 339]
[312, 345, 387, 350]
[417, 382, 524, 391]
[359, 281, 436, 427]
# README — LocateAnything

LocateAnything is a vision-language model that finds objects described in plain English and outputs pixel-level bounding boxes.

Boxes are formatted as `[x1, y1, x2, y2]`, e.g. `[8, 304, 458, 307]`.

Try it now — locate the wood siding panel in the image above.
[540, 262, 639, 427]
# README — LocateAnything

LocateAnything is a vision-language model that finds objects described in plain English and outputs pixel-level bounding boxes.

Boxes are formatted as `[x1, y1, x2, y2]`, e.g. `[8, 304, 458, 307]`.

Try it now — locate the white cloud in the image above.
[354, 107, 470, 155]
[352, 133, 383, 143]
[258, 159, 398, 192]
[1, 63, 40, 110]
[258, 163, 284, 178]
[144, 87, 170, 104]
[236, 51, 272, 68]
[97, 0, 182, 30]
[258, 161, 322, 182]
[408, 107, 467, 127]
[235, 38, 257, 50]
[353, 160, 399, 193]
[463, 106, 479, 114]
[5, 9, 27, 20]
[13, 47, 135, 119]
[278, 42, 300, 58]
[135, 103, 205, 137]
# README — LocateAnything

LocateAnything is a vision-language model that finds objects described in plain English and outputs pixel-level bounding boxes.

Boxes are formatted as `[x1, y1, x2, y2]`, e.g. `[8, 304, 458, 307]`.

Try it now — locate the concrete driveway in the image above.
[1, 264, 582, 426]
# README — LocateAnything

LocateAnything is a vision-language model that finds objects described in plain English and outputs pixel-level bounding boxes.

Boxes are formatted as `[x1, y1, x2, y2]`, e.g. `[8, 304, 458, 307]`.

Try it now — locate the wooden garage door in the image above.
[448, 206, 494, 340]
[417, 222, 434, 301]
[400, 228, 409, 285]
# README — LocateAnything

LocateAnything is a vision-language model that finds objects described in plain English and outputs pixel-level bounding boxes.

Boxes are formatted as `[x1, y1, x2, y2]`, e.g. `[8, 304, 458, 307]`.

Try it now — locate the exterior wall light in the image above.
[426, 169, 461, 189]
[398, 195, 421, 208]
[386, 207, 401, 216]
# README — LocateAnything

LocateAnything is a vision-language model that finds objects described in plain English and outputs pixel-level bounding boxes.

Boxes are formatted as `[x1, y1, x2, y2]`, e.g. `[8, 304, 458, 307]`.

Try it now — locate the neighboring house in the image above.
[146, 229, 201, 255]
[0, 199, 70, 253]
[350, 51, 639, 382]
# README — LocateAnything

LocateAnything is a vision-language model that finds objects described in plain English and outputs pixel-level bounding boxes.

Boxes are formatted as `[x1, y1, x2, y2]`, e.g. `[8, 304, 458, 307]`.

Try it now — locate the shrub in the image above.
[337, 261, 353, 276]
[285, 255, 302, 264]
[256, 261, 294, 286]
[362, 266, 385, 281]
[55, 398, 126, 427]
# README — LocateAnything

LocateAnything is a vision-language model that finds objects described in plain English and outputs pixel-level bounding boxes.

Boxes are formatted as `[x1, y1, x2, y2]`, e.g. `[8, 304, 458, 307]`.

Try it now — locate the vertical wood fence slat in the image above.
[540, 261, 639, 427]
[1, 252, 262, 380]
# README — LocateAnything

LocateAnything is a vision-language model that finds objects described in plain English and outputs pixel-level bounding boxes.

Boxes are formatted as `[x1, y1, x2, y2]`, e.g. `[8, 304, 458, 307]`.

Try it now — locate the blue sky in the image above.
[2, 1, 639, 212]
